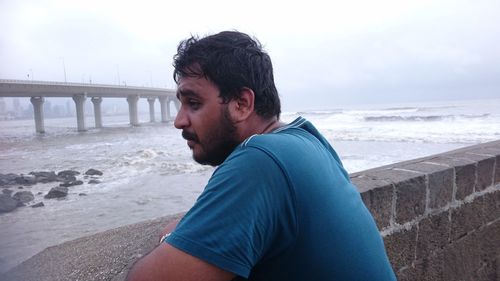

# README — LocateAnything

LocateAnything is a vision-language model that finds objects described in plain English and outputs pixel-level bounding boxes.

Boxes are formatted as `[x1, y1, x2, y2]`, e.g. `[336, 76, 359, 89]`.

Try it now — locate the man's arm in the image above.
[127, 217, 235, 281]
[126, 242, 236, 281]
[157, 218, 181, 243]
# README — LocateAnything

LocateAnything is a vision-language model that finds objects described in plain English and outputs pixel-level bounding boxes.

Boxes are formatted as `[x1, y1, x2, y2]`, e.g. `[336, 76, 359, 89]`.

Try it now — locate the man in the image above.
[127, 31, 396, 281]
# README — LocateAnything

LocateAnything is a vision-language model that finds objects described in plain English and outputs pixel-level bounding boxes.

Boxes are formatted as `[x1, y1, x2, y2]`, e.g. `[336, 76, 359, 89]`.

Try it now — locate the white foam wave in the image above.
[159, 162, 213, 175]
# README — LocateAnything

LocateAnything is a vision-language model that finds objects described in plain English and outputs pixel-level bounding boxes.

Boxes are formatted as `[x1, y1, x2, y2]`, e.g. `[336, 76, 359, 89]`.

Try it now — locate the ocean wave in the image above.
[159, 162, 212, 175]
[364, 114, 490, 122]
[382, 105, 463, 113]
[382, 107, 419, 111]
[343, 105, 466, 117]
[364, 115, 451, 122]
[461, 113, 490, 119]
[119, 149, 160, 167]
[296, 110, 343, 116]
[414, 105, 459, 112]
[327, 134, 490, 144]
[322, 127, 497, 144]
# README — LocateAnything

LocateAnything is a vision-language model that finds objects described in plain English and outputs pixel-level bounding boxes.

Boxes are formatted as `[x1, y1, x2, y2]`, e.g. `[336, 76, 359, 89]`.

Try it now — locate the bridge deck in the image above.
[0, 79, 179, 132]
[0, 79, 176, 98]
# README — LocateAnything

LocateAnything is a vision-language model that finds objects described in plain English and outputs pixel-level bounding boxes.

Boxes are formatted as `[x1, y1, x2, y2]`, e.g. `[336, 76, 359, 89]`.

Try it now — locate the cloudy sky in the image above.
[1, 0, 499, 110]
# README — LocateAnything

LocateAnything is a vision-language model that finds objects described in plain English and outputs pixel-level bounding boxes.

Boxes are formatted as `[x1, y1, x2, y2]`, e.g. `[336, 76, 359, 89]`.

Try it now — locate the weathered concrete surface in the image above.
[0, 213, 184, 281]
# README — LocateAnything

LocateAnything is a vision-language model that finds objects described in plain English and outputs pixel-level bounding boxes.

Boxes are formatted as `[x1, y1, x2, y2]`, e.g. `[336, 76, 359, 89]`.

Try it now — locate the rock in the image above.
[85, 169, 103, 176]
[59, 180, 84, 187]
[37, 192, 43, 195]
[88, 179, 101, 184]
[57, 170, 80, 177]
[78, 193, 87, 196]
[0, 173, 18, 186]
[0, 194, 18, 213]
[57, 170, 79, 182]
[44, 186, 68, 199]
[59, 175, 77, 182]
[13, 191, 35, 203]
[14, 175, 37, 185]
[31, 202, 45, 208]
[30, 171, 54, 177]
[2, 189, 13, 195]
[18, 186, 24, 189]
[29, 171, 58, 183]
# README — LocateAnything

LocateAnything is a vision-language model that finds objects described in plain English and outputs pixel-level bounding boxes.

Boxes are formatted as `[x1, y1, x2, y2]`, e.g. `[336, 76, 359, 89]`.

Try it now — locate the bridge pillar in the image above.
[91, 97, 103, 128]
[127, 95, 139, 126]
[73, 94, 87, 131]
[159, 96, 169, 122]
[30, 96, 45, 134]
[147, 97, 156, 122]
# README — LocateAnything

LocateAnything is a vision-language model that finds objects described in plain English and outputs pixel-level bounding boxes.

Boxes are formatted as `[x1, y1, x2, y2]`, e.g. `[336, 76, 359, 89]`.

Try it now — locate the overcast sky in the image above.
[1, 0, 499, 111]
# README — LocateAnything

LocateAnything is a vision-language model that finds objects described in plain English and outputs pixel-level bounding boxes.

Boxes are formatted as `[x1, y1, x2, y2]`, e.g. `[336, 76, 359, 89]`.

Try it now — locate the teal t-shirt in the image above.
[166, 117, 396, 280]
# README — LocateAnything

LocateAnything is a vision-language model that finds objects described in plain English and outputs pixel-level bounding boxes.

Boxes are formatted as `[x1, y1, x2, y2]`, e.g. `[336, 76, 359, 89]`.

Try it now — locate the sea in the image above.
[0, 97, 499, 272]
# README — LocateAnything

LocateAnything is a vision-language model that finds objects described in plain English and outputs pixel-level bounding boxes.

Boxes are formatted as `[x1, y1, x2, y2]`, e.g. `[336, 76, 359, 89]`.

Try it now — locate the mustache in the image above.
[182, 130, 199, 142]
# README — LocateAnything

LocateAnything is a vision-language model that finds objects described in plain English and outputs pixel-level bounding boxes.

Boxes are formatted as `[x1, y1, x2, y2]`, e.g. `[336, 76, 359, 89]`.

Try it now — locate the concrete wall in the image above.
[2, 140, 499, 281]
[351, 140, 500, 280]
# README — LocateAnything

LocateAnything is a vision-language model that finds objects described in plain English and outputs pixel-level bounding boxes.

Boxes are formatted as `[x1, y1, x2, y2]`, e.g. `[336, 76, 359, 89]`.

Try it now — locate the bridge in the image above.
[0, 79, 179, 133]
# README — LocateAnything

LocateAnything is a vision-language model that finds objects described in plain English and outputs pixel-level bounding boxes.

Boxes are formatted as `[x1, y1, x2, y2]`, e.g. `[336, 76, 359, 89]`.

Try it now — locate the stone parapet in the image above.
[352, 140, 500, 280]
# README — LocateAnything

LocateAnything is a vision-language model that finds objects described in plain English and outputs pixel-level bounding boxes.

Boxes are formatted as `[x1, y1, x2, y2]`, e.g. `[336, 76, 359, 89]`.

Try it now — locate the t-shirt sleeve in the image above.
[165, 146, 297, 278]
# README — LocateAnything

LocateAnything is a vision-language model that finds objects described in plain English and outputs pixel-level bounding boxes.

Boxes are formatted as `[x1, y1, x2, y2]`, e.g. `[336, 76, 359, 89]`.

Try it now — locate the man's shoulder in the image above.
[241, 127, 309, 149]
[230, 129, 316, 167]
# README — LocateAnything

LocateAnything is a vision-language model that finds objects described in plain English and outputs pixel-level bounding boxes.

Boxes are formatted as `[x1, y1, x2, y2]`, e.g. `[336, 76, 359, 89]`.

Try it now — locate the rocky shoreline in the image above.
[0, 169, 103, 213]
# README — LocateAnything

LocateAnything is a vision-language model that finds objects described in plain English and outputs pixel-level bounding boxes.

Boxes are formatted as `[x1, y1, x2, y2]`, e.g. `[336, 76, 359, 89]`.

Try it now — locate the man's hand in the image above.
[126, 242, 235, 281]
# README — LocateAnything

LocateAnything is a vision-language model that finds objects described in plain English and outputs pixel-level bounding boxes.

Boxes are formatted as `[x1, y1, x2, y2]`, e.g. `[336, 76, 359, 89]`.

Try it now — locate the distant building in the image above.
[0, 98, 5, 114]
[0, 98, 8, 120]
[65, 100, 73, 116]
[13, 98, 21, 111]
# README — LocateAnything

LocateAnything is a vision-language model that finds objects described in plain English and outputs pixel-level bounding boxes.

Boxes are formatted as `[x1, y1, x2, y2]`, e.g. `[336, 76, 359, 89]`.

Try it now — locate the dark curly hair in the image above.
[173, 31, 281, 119]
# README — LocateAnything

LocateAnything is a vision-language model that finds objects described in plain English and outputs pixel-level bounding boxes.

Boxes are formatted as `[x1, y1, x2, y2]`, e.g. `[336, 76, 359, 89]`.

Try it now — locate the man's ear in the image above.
[229, 87, 255, 123]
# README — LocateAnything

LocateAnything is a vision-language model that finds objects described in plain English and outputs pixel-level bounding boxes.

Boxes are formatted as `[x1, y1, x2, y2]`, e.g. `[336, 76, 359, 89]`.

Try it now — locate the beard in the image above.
[182, 106, 240, 166]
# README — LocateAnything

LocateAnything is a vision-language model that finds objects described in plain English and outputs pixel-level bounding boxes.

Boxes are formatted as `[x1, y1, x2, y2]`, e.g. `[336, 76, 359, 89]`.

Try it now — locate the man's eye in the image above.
[188, 100, 201, 109]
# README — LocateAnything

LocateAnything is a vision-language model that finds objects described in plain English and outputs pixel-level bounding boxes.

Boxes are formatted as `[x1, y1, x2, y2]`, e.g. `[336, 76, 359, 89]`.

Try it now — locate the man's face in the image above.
[174, 75, 240, 166]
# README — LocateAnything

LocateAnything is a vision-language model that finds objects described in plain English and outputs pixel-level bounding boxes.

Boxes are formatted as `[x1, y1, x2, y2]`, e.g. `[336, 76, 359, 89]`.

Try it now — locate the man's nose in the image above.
[174, 107, 189, 129]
